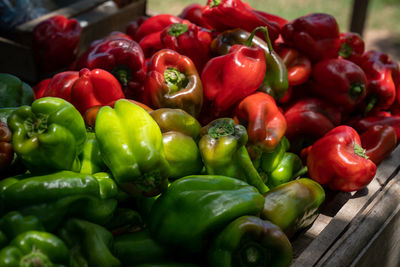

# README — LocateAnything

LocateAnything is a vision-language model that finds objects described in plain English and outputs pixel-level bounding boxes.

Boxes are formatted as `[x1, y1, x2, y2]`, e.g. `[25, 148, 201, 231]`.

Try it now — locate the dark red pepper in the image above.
[135, 14, 182, 41]
[339, 32, 365, 64]
[0, 121, 13, 174]
[179, 3, 213, 29]
[348, 113, 400, 140]
[43, 71, 79, 102]
[33, 78, 51, 99]
[253, 10, 288, 29]
[126, 16, 149, 41]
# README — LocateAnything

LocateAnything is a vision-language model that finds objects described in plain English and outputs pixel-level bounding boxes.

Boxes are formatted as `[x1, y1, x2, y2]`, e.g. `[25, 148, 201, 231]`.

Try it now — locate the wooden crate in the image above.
[0, 0, 146, 83]
[292, 145, 400, 266]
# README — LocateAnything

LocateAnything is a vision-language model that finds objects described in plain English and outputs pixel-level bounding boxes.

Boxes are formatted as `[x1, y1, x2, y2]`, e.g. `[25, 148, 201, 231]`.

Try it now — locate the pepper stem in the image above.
[349, 83, 365, 100]
[244, 26, 273, 54]
[339, 43, 352, 58]
[168, 23, 189, 37]
[164, 68, 188, 94]
[208, 120, 235, 138]
[354, 143, 368, 159]
[24, 113, 49, 138]
[239, 242, 269, 266]
[20, 249, 52, 267]
[364, 96, 378, 115]
[112, 67, 131, 87]
[210, 0, 221, 7]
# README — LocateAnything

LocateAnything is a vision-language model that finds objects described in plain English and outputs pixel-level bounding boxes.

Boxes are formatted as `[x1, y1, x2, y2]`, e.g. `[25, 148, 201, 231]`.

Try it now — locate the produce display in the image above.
[1, 0, 400, 266]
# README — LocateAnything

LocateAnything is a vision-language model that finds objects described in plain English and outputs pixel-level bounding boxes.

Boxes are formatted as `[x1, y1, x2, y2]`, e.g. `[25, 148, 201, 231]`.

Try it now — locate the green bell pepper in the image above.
[7, 97, 87, 173]
[105, 208, 144, 235]
[79, 132, 107, 174]
[0, 107, 18, 125]
[0, 212, 44, 242]
[207, 216, 292, 267]
[0, 73, 34, 108]
[149, 175, 265, 254]
[261, 178, 325, 238]
[199, 118, 269, 193]
[0, 230, 69, 267]
[58, 218, 121, 267]
[267, 152, 303, 188]
[95, 99, 170, 196]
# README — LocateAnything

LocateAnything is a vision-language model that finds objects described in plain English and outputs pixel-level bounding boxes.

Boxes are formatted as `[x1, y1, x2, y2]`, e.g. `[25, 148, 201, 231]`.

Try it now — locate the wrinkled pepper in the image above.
[7, 97, 87, 173]
[42, 70, 79, 101]
[281, 13, 341, 62]
[58, 218, 121, 267]
[207, 216, 293, 267]
[199, 118, 269, 193]
[307, 125, 377, 192]
[0, 231, 69, 267]
[360, 125, 397, 165]
[144, 49, 203, 117]
[139, 31, 166, 59]
[149, 175, 265, 254]
[260, 178, 325, 238]
[339, 32, 365, 64]
[95, 99, 170, 196]
[0, 73, 34, 108]
[33, 15, 81, 72]
[79, 132, 107, 174]
[179, 3, 213, 29]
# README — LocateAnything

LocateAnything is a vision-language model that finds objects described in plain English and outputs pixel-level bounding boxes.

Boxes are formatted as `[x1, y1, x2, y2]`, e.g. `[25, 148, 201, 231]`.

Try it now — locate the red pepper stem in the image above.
[164, 68, 188, 94]
[354, 143, 368, 159]
[244, 26, 273, 54]
[364, 96, 378, 115]
[210, 0, 221, 8]
[168, 23, 189, 37]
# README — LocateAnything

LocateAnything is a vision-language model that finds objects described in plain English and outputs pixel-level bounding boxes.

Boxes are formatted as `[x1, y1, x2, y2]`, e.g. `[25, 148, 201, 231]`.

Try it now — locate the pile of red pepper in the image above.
[1, 0, 400, 266]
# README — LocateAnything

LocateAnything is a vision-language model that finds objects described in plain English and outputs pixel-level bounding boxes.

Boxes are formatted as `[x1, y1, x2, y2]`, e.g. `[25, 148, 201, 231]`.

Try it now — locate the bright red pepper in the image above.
[201, 43, 266, 117]
[144, 49, 203, 117]
[139, 32, 165, 59]
[126, 16, 149, 41]
[307, 125, 377, 192]
[284, 98, 341, 153]
[135, 14, 182, 41]
[43, 71, 79, 102]
[339, 32, 365, 64]
[33, 78, 51, 99]
[179, 3, 213, 29]
[33, 15, 81, 72]
[73, 36, 146, 101]
[70, 68, 125, 115]
[202, 0, 280, 42]
[360, 125, 397, 165]
[348, 113, 400, 140]
[234, 92, 287, 152]
[281, 13, 341, 62]
[160, 22, 212, 72]
[358, 50, 400, 113]
[311, 58, 367, 111]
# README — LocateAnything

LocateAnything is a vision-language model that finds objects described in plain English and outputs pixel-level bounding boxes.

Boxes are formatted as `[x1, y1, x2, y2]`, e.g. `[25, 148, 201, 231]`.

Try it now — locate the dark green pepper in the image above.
[0, 211, 44, 242]
[207, 216, 292, 267]
[261, 178, 325, 238]
[7, 97, 87, 173]
[149, 175, 265, 254]
[79, 132, 107, 174]
[0, 73, 34, 108]
[105, 208, 144, 236]
[0, 107, 18, 125]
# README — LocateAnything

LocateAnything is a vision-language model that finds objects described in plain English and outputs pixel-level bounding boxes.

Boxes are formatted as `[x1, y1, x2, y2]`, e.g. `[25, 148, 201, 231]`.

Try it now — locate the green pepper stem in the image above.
[244, 26, 273, 54]
[168, 23, 189, 37]
[164, 68, 188, 94]
[20, 250, 52, 267]
[350, 83, 365, 100]
[364, 96, 378, 115]
[210, 0, 221, 7]
[354, 143, 368, 159]
[208, 120, 235, 138]
[338, 43, 352, 58]
[112, 67, 131, 87]
[240, 241, 270, 266]
[24, 113, 48, 138]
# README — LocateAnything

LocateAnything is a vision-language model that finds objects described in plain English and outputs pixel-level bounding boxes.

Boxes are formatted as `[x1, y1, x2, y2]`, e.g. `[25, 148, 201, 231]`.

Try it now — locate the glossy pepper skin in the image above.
[179, 3, 213, 29]
[281, 13, 341, 62]
[211, 28, 289, 101]
[135, 14, 182, 42]
[360, 125, 397, 165]
[7, 97, 87, 173]
[0, 212, 44, 244]
[0, 231, 69, 267]
[235, 92, 287, 154]
[202, 0, 280, 42]
[59, 218, 121, 267]
[202, 43, 266, 117]
[42, 71, 79, 101]
[207, 216, 293, 267]
[33, 78, 51, 99]
[149, 175, 265, 254]
[33, 15, 81, 72]
[307, 125, 377, 192]
[161, 22, 212, 72]
[0, 171, 118, 229]
[339, 32, 365, 64]
[73, 37, 146, 101]
[79, 132, 107, 174]
[260, 178, 325, 238]
[266, 152, 303, 188]
[95, 99, 170, 196]
[349, 113, 400, 140]
[0, 73, 34, 108]
[199, 118, 269, 194]
[145, 49, 203, 117]
[311, 58, 367, 111]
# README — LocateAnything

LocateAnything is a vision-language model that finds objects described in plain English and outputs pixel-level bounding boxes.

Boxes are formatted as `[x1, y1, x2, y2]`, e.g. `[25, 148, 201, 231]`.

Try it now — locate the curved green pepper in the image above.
[79, 132, 107, 174]
[95, 99, 170, 196]
[261, 178, 325, 238]
[0, 230, 69, 267]
[267, 152, 303, 188]
[207, 216, 292, 267]
[0, 211, 44, 242]
[0, 73, 34, 108]
[149, 175, 265, 254]
[7, 97, 87, 173]
[199, 118, 269, 193]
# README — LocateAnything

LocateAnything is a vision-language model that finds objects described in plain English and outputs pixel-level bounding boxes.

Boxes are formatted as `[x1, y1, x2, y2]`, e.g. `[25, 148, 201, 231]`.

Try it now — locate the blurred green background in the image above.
[147, 0, 400, 61]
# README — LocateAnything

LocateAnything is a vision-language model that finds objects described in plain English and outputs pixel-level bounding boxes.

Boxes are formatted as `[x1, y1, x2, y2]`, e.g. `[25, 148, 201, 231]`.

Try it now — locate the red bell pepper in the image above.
[234, 92, 287, 152]
[358, 50, 400, 113]
[360, 125, 397, 165]
[284, 98, 341, 153]
[33, 15, 82, 72]
[135, 14, 182, 41]
[33, 78, 51, 99]
[0, 121, 13, 173]
[281, 13, 341, 62]
[139, 32, 165, 59]
[73, 36, 146, 101]
[144, 49, 203, 117]
[391, 99, 400, 115]
[348, 113, 400, 140]
[42, 71, 79, 102]
[339, 32, 365, 64]
[70, 68, 125, 115]
[311, 58, 367, 111]
[202, 0, 280, 42]
[160, 22, 212, 72]
[201, 41, 266, 117]
[126, 16, 149, 41]
[179, 3, 213, 29]
[253, 10, 288, 29]
[307, 125, 377, 192]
